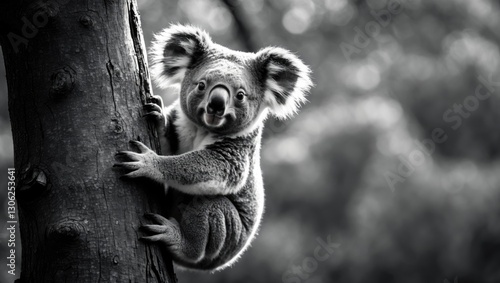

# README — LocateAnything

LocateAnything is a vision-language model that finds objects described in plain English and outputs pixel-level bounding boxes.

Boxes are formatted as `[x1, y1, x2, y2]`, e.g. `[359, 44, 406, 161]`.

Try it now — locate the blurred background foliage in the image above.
[2, 0, 500, 282]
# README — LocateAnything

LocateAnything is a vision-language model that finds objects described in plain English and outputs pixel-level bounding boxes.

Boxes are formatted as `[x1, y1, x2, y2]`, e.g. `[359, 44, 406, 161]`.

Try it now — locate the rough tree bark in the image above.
[0, 0, 176, 282]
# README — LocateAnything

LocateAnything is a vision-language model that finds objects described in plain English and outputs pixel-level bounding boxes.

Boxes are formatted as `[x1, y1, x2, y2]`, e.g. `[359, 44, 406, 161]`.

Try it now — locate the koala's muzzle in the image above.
[204, 85, 229, 127]
[207, 86, 229, 116]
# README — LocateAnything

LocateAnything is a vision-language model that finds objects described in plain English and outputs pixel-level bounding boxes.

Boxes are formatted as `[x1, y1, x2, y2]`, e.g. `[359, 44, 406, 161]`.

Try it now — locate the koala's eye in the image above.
[197, 81, 206, 91]
[236, 91, 246, 101]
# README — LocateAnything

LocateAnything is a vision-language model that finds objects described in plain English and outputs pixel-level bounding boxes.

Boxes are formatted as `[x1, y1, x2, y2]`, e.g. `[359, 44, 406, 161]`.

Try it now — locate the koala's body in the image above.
[115, 24, 312, 271]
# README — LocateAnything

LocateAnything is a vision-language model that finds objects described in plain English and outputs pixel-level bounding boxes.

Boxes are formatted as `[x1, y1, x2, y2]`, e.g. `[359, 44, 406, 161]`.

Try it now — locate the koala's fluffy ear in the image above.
[150, 24, 212, 88]
[256, 47, 312, 119]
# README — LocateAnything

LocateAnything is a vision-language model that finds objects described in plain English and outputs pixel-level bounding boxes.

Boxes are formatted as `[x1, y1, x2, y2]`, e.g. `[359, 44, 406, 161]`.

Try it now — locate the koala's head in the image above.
[150, 24, 312, 136]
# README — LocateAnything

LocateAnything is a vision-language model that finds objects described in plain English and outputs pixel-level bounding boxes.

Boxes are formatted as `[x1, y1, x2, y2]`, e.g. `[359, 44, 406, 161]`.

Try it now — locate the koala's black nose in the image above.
[207, 86, 229, 116]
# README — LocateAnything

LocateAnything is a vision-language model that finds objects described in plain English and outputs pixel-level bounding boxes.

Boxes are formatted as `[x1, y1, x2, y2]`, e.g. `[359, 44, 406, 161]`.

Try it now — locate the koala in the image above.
[114, 24, 312, 271]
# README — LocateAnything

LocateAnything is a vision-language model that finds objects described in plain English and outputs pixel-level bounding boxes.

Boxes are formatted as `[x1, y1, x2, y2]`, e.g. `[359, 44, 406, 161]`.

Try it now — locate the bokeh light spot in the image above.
[326, 0, 356, 26]
[356, 64, 381, 90]
[282, 7, 312, 34]
[208, 7, 232, 32]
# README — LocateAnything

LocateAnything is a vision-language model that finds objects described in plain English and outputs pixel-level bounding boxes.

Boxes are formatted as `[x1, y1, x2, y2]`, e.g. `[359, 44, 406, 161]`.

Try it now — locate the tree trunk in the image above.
[0, 0, 177, 282]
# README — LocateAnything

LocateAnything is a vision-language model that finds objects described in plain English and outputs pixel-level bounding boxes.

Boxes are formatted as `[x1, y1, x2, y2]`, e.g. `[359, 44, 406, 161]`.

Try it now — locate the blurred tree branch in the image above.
[220, 0, 257, 52]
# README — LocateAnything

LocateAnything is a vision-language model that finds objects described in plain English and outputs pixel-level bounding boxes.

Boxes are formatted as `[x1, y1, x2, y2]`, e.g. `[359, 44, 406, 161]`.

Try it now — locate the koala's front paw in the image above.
[114, 141, 163, 182]
[143, 102, 165, 128]
[148, 95, 164, 108]
[140, 213, 181, 248]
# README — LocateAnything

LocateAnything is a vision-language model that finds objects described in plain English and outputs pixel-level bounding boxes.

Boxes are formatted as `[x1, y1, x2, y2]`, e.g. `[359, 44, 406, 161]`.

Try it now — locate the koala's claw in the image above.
[143, 103, 163, 118]
[148, 95, 164, 108]
[143, 103, 166, 132]
[144, 94, 164, 120]
[141, 224, 168, 234]
[140, 213, 181, 246]
[143, 103, 163, 112]
[143, 212, 170, 224]
[113, 141, 162, 181]
[129, 140, 152, 153]
[115, 150, 141, 161]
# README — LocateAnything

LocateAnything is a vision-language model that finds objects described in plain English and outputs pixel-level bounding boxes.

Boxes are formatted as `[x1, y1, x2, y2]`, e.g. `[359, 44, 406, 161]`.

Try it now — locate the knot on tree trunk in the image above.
[79, 14, 95, 28]
[50, 67, 75, 98]
[47, 219, 86, 244]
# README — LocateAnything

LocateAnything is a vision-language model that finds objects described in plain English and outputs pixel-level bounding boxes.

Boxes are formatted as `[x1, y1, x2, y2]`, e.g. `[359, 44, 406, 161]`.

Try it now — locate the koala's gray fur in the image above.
[114, 24, 312, 271]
